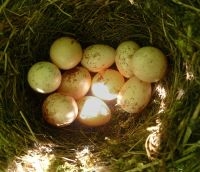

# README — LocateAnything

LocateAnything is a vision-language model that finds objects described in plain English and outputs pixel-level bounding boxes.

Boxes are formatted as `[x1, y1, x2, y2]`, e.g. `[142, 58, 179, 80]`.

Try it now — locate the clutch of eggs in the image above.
[27, 37, 168, 127]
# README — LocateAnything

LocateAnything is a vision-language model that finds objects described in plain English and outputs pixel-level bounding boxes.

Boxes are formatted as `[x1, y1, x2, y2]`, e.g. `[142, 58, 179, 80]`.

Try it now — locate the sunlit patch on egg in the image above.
[91, 69, 125, 101]
[77, 96, 111, 127]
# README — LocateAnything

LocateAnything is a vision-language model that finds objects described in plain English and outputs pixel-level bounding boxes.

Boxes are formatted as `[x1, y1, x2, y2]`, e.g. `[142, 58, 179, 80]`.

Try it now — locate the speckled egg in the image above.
[57, 66, 91, 100]
[117, 76, 151, 113]
[81, 44, 115, 72]
[27, 61, 61, 93]
[42, 92, 78, 127]
[115, 41, 140, 78]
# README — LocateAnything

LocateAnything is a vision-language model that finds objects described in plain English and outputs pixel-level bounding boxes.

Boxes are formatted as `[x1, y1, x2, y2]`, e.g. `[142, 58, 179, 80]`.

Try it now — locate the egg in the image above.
[131, 46, 168, 83]
[42, 92, 78, 127]
[57, 66, 91, 100]
[77, 96, 111, 127]
[27, 61, 61, 93]
[81, 44, 115, 72]
[117, 76, 151, 113]
[115, 41, 140, 78]
[50, 37, 82, 70]
[91, 69, 125, 101]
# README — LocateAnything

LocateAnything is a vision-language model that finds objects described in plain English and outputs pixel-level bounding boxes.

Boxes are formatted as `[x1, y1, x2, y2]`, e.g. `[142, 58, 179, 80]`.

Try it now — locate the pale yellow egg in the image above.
[131, 46, 167, 82]
[50, 37, 82, 70]
[27, 61, 61, 94]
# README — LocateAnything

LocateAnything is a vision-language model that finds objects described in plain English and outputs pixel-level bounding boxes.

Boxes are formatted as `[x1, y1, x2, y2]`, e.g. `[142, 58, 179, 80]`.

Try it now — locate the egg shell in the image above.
[115, 41, 140, 78]
[117, 76, 151, 113]
[77, 96, 111, 127]
[131, 46, 168, 83]
[27, 61, 61, 94]
[81, 44, 115, 72]
[91, 69, 125, 101]
[57, 66, 91, 100]
[50, 37, 83, 70]
[42, 92, 78, 127]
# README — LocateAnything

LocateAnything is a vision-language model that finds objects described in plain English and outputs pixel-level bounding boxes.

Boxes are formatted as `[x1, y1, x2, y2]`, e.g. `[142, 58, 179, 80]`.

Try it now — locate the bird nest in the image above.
[0, 0, 200, 171]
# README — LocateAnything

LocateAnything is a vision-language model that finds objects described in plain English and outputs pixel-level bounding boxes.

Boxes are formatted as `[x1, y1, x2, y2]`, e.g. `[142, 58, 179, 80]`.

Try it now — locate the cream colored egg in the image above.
[77, 96, 111, 127]
[57, 66, 91, 100]
[42, 92, 78, 127]
[117, 76, 151, 113]
[91, 69, 125, 101]
[27, 61, 61, 93]
[115, 41, 140, 78]
[50, 37, 82, 70]
[81, 44, 115, 72]
[131, 46, 167, 83]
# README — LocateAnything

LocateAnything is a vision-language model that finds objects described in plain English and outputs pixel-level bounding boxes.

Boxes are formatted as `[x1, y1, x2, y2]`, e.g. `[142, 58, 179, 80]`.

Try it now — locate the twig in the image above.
[51, 2, 72, 18]
[2, 26, 17, 72]
[124, 160, 162, 172]
[172, 0, 200, 13]
[174, 153, 196, 164]
[191, 99, 200, 121]
[183, 100, 200, 145]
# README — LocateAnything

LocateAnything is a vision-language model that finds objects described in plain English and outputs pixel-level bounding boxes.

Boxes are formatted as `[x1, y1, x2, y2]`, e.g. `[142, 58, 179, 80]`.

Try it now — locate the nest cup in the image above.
[1, 0, 200, 171]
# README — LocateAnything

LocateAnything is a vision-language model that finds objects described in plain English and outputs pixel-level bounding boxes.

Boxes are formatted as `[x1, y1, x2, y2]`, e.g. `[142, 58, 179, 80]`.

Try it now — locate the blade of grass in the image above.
[20, 111, 38, 144]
